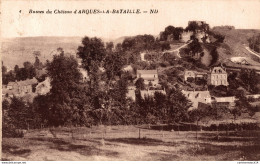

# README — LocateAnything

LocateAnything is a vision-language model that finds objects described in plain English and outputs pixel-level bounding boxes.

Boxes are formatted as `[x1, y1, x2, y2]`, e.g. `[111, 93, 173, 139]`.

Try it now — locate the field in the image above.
[2, 126, 260, 161]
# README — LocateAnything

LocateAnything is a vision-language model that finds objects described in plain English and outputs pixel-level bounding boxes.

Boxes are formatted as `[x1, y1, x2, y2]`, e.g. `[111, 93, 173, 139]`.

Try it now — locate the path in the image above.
[163, 41, 191, 58]
[245, 46, 260, 59]
[140, 42, 191, 61]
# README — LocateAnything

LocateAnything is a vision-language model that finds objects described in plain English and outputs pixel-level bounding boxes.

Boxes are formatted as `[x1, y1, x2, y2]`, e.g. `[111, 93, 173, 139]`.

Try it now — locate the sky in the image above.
[1, 0, 260, 39]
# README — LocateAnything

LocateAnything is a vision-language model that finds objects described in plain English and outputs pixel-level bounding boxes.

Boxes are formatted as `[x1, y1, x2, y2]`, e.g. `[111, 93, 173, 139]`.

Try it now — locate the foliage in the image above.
[188, 38, 203, 55]
[34, 56, 43, 70]
[186, 21, 209, 33]
[239, 69, 260, 94]
[2, 61, 37, 85]
[209, 47, 219, 66]
[248, 34, 260, 53]
[160, 26, 184, 41]
[103, 51, 124, 81]
[45, 49, 91, 126]
[77, 37, 106, 81]
[135, 78, 145, 90]
[122, 35, 158, 52]
[167, 88, 192, 123]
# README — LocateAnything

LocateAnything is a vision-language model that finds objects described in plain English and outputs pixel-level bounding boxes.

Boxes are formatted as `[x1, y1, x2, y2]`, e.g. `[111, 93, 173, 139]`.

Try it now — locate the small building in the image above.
[207, 67, 228, 86]
[136, 70, 159, 86]
[246, 94, 260, 99]
[35, 77, 51, 95]
[126, 86, 136, 101]
[184, 70, 207, 81]
[211, 96, 236, 108]
[5, 77, 38, 97]
[182, 90, 211, 110]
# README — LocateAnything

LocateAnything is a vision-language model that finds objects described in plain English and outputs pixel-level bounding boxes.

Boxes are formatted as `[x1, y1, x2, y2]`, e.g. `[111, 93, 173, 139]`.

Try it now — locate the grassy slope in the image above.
[211, 28, 260, 64]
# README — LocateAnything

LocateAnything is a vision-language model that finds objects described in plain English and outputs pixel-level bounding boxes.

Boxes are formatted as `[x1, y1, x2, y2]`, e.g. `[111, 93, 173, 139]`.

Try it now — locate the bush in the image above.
[187, 77, 195, 83]
[195, 78, 207, 86]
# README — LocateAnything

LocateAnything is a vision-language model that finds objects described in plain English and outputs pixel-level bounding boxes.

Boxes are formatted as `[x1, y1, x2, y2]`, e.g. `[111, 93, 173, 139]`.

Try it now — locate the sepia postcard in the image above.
[1, 0, 260, 162]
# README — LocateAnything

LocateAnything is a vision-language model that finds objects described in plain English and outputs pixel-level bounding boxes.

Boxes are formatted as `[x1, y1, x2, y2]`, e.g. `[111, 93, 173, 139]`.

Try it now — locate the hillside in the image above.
[1, 36, 129, 71]
[211, 28, 260, 64]
[1, 37, 82, 70]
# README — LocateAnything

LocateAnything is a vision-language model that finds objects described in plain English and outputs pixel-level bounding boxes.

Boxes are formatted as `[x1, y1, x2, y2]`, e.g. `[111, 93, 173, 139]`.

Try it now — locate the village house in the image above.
[207, 67, 229, 86]
[4, 78, 38, 97]
[184, 70, 207, 81]
[211, 96, 236, 108]
[246, 94, 260, 99]
[35, 77, 51, 95]
[136, 70, 159, 86]
[126, 86, 136, 101]
[182, 90, 211, 110]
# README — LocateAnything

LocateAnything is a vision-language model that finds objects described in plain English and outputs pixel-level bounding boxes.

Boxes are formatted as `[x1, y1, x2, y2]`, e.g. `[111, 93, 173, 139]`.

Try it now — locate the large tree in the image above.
[240, 69, 259, 93]
[167, 88, 192, 123]
[46, 48, 90, 126]
[77, 37, 106, 75]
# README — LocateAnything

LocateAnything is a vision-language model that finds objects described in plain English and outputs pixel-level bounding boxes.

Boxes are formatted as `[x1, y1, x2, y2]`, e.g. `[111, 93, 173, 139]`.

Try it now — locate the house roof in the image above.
[212, 96, 236, 103]
[137, 70, 158, 75]
[18, 77, 38, 86]
[122, 65, 134, 72]
[211, 67, 227, 74]
[182, 90, 211, 99]
[7, 82, 17, 86]
[36, 77, 51, 95]
[143, 77, 158, 81]
[182, 90, 211, 109]
[2, 88, 16, 95]
[7, 77, 38, 87]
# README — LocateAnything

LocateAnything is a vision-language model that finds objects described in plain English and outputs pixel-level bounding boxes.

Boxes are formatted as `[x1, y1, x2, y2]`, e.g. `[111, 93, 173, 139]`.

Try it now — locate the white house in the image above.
[136, 70, 159, 86]
[184, 70, 207, 81]
[182, 90, 212, 110]
[207, 67, 229, 86]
